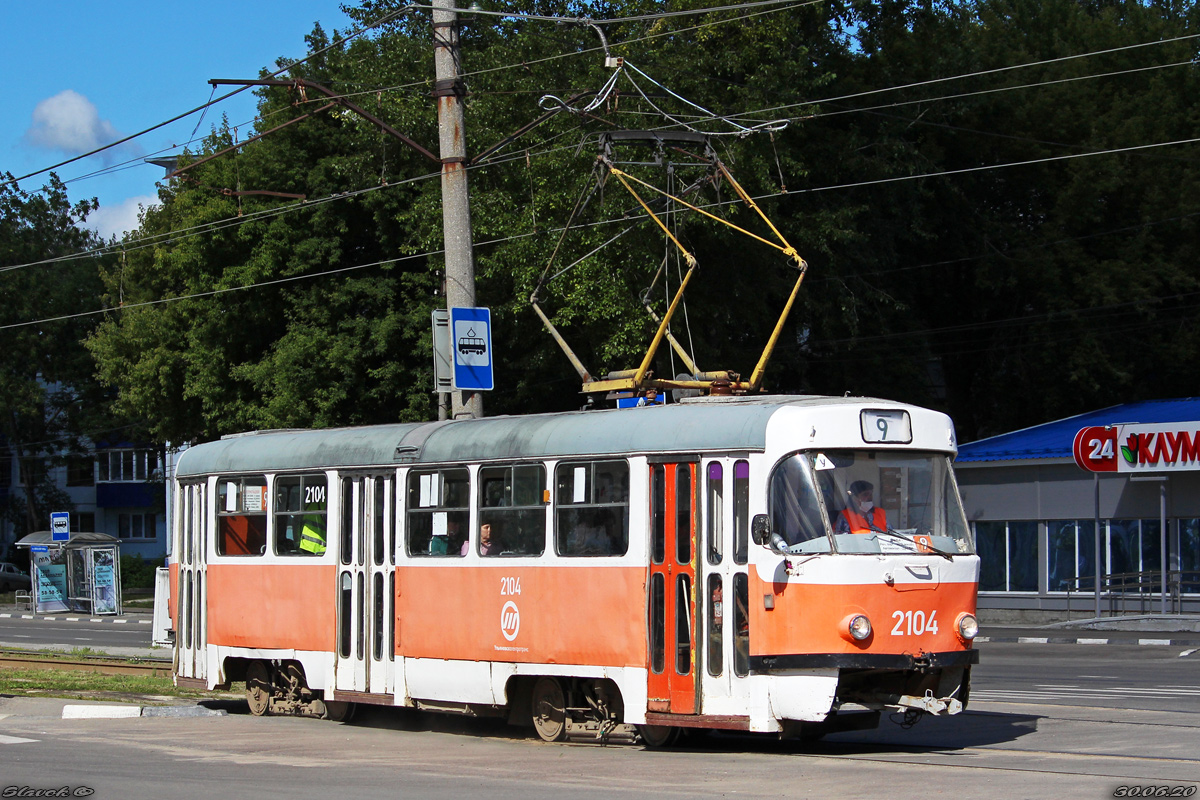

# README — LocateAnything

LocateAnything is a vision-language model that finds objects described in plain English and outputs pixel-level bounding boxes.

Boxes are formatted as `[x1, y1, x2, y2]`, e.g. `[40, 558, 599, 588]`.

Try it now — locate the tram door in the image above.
[647, 461, 698, 714]
[178, 482, 208, 682]
[336, 475, 394, 696]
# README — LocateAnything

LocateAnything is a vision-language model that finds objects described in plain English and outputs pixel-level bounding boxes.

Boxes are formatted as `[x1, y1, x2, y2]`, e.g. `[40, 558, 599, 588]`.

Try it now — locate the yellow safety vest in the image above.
[298, 515, 326, 555]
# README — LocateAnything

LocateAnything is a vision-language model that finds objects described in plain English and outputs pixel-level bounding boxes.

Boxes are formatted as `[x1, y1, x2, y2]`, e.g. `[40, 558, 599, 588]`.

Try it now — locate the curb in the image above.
[0, 613, 152, 624]
[62, 704, 226, 719]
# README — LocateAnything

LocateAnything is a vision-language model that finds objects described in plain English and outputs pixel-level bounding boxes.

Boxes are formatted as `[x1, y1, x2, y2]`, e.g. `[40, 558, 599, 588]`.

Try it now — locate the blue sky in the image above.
[2, 1, 354, 239]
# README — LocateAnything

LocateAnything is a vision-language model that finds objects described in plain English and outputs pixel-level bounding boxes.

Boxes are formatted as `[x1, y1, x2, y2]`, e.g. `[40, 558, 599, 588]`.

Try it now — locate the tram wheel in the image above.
[245, 660, 271, 717]
[531, 677, 569, 742]
[322, 700, 356, 723]
[637, 724, 681, 748]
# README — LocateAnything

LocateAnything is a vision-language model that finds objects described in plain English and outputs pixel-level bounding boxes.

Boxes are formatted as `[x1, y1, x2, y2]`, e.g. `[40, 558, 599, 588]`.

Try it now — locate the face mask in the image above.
[858, 500, 874, 514]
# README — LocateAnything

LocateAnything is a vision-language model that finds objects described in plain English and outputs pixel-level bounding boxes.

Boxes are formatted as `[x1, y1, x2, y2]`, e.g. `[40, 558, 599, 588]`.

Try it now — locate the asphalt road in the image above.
[0, 613, 156, 656]
[2, 620, 1199, 798]
[0, 688, 1197, 800]
[971, 640, 1200, 713]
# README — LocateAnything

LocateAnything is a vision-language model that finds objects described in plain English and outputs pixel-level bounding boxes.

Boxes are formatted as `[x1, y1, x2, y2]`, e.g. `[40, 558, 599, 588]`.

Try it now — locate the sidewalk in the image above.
[981, 615, 1200, 647]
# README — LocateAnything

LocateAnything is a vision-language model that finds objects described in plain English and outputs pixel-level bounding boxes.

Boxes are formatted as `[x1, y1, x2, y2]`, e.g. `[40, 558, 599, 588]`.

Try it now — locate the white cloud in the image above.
[85, 195, 157, 240]
[25, 90, 135, 159]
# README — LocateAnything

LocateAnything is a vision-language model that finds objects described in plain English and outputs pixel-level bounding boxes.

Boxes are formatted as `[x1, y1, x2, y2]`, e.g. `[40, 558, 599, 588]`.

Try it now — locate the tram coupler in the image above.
[896, 690, 962, 715]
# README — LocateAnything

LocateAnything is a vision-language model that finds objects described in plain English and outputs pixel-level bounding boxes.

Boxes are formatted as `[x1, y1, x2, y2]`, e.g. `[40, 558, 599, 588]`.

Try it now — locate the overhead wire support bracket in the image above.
[208, 78, 443, 164]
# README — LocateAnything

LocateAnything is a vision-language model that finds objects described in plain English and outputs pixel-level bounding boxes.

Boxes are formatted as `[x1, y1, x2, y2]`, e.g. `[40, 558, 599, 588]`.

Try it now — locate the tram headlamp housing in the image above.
[955, 612, 979, 642]
[840, 613, 872, 642]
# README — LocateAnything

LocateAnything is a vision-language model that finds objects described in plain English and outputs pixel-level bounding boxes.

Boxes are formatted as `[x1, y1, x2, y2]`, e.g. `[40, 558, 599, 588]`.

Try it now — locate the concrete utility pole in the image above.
[433, 0, 482, 419]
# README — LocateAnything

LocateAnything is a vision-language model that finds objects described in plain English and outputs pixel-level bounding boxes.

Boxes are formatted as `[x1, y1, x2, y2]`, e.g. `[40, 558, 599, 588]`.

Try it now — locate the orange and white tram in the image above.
[170, 394, 979, 743]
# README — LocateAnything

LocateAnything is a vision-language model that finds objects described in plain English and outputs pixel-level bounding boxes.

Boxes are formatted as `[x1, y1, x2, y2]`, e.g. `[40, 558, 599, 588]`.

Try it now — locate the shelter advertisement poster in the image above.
[91, 548, 117, 615]
[32, 550, 69, 613]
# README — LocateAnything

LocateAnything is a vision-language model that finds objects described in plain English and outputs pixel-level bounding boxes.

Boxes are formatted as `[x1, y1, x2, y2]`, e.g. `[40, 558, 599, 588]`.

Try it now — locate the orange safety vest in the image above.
[839, 506, 887, 534]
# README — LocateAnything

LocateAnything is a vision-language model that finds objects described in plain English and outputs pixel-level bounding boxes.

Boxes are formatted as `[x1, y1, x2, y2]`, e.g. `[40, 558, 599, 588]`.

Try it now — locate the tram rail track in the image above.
[0, 650, 172, 677]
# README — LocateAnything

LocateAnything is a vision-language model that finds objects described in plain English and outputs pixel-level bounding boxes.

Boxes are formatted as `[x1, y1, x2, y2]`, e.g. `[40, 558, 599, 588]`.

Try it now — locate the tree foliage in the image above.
[0, 175, 110, 534]
[86, 0, 1200, 444]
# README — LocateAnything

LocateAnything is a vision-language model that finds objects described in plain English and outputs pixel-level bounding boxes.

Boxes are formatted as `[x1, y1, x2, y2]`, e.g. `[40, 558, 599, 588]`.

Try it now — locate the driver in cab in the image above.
[836, 480, 887, 534]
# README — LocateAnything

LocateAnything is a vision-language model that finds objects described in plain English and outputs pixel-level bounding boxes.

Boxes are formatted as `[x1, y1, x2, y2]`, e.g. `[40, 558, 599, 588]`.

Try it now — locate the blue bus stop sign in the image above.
[50, 511, 70, 542]
[450, 307, 494, 391]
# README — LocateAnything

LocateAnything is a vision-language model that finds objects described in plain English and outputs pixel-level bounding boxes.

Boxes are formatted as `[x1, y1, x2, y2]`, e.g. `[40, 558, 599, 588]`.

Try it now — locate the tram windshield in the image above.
[769, 450, 973, 556]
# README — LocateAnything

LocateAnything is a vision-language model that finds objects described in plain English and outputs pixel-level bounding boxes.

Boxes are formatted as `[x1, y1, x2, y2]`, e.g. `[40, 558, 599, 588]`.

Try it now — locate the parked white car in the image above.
[0, 562, 32, 592]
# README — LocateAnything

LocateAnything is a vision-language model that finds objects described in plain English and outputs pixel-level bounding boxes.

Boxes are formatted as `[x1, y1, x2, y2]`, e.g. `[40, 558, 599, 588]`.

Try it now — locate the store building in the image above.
[956, 397, 1200, 622]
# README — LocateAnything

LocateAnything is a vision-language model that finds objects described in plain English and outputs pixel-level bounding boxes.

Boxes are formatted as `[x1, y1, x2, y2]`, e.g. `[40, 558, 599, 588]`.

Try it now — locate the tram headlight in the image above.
[956, 612, 979, 642]
[840, 613, 872, 642]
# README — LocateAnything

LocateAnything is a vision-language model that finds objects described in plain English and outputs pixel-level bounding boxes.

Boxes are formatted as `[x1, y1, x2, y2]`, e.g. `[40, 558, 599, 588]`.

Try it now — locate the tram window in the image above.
[733, 573, 749, 677]
[338, 571, 352, 658]
[479, 464, 546, 557]
[216, 477, 267, 557]
[183, 573, 192, 649]
[406, 469, 468, 557]
[341, 478, 354, 565]
[388, 572, 396, 660]
[676, 466, 693, 565]
[707, 463, 724, 565]
[274, 475, 328, 556]
[675, 573, 693, 675]
[707, 574, 723, 677]
[180, 485, 193, 566]
[555, 460, 629, 557]
[651, 465, 666, 564]
[650, 572, 665, 674]
[733, 461, 750, 565]
[356, 572, 365, 661]
[373, 479, 386, 566]
[373, 572, 385, 661]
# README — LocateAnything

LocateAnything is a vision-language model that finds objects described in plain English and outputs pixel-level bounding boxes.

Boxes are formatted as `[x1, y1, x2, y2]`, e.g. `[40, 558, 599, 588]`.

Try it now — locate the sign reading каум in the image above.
[1074, 422, 1200, 473]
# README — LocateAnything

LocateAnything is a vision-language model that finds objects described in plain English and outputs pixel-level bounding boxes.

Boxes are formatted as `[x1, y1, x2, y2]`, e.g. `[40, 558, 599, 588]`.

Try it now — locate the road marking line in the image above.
[0, 735, 38, 744]
[1180, 650, 1198, 658]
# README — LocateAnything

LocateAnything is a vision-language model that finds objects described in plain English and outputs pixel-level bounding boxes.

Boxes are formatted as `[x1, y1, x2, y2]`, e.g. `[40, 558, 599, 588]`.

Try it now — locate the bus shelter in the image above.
[15, 531, 122, 615]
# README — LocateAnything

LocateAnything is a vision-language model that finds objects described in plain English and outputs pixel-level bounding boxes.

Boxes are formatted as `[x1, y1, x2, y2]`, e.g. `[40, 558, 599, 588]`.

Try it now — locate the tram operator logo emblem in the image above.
[500, 601, 521, 641]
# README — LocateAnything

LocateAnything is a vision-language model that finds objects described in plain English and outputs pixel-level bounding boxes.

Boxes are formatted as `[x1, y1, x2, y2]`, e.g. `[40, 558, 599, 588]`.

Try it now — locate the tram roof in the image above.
[174, 395, 886, 477]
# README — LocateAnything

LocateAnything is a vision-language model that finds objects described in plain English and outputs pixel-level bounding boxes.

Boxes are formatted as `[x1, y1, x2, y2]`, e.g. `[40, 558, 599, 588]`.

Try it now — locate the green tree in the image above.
[0, 174, 110, 538]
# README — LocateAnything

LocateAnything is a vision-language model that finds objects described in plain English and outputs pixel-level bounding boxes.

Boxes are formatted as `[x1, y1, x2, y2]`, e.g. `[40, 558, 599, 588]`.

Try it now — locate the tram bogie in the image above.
[169, 395, 979, 745]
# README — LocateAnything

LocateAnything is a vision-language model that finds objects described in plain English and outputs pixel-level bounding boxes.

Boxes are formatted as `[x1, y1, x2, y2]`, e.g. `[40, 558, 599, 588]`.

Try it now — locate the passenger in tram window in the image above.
[464, 522, 497, 556]
[568, 510, 607, 554]
[429, 533, 449, 555]
[429, 517, 462, 555]
[836, 480, 888, 534]
[481, 523, 499, 554]
[297, 513, 327, 555]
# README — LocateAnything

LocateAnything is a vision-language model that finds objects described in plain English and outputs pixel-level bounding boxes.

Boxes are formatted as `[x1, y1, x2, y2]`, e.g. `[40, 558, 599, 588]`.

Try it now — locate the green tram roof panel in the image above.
[174, 395, 878, 478]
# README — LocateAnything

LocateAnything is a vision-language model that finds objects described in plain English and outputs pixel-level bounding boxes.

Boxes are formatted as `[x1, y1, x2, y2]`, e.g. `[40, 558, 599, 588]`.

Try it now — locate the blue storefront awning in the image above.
[957, 397, 1200, 463]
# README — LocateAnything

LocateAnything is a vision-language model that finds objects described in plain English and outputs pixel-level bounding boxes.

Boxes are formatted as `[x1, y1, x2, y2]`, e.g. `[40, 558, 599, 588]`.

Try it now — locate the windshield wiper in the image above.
[868, 523, 954, 561]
